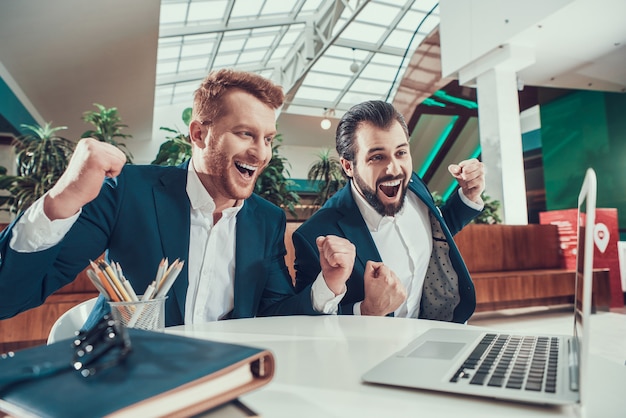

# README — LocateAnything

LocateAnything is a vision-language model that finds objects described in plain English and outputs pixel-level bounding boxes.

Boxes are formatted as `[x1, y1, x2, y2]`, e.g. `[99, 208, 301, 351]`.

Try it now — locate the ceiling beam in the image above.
[159, 16, 307, 38]
[278, 0, 372, 110]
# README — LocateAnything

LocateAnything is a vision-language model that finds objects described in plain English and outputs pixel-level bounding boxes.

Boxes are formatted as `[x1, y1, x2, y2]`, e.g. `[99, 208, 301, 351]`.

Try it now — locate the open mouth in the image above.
[378, 179, 401, 198]
[235, 161, 257, 178]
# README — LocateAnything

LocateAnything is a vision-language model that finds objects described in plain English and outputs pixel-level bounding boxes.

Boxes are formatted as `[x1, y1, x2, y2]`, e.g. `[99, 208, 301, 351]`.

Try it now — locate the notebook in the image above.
[362, 168, 598, 406]
[0, 327, 274, 418]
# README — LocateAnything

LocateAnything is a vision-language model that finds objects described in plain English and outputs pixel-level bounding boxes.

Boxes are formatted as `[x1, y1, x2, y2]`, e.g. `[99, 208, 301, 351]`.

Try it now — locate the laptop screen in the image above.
[572, 168, 597, 397]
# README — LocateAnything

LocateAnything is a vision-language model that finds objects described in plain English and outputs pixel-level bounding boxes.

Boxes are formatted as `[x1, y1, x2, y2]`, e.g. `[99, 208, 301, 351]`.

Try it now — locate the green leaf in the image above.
[182, 107, 193, 126]
[307, 148, 346, 206]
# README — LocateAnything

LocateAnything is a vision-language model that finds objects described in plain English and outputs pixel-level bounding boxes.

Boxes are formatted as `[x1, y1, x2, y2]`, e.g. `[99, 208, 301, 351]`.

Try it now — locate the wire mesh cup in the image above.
[108, 296, 167, 331]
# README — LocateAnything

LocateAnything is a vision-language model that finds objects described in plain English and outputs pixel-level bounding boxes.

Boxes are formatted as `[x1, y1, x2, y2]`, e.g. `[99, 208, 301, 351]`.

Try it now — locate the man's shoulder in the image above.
[295, 205, 345, 239]
[246, 193, 285, 217]
[101, 164, 185, 192]
[121, 163, 185, 177]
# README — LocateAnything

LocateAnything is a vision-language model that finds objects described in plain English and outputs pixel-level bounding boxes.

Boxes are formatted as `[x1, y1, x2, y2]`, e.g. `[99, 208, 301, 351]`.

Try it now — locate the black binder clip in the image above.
[72, 313, 132, 377]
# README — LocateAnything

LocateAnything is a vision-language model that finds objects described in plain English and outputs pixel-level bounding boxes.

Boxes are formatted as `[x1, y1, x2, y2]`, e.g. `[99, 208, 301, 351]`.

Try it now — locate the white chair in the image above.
[47, 297, 98, 345]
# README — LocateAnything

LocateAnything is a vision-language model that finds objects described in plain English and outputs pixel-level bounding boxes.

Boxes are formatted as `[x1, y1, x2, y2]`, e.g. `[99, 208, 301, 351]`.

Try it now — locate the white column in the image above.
[475, 68, 528, 225]
[457, 44, 534, 225]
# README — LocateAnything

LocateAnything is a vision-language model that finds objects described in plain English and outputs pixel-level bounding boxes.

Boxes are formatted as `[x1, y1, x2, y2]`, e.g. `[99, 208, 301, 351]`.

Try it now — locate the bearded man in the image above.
[292, 100, 485, 323]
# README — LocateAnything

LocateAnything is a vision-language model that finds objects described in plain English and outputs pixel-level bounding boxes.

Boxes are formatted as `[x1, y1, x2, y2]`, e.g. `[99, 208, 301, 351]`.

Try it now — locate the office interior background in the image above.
[0, 0, 625, 234]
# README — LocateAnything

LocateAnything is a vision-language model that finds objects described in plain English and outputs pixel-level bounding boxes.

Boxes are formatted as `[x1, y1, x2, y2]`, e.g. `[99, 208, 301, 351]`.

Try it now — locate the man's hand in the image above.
[360, 261, 407, 316]
[317, 235, 356, 296]
[448, 158, 485, 204]
[44, 138, 127, 220]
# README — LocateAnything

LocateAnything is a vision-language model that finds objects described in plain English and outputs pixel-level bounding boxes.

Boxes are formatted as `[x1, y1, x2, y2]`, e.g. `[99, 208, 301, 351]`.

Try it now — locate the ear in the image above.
[340, 157, 354, 178]
[188, 120, 205, 147]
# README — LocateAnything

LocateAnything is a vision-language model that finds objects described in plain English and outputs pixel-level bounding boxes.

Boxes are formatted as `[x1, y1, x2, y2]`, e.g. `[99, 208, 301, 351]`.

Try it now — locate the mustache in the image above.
[376, 174, 405, 187]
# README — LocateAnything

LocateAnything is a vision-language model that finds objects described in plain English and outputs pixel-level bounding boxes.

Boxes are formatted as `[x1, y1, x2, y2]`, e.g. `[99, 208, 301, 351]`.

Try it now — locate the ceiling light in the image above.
[350, 48, 360, 74]
[321, 108, 335, 130]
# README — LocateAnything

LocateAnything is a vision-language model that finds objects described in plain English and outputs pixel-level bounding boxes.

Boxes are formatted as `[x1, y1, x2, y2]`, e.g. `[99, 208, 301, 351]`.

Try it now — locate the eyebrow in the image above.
[365, 143, 409, 154]
[231, 124, 277, 137]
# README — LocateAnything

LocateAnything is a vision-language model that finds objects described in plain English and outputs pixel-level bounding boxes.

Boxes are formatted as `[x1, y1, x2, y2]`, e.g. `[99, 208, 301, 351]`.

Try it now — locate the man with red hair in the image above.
[0, 69, 355, 326]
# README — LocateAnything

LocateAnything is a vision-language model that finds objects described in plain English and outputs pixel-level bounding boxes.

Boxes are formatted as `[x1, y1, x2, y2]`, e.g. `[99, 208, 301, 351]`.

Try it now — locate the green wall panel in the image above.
[0, 78, 38, 135]
[540, 90, 626, 237]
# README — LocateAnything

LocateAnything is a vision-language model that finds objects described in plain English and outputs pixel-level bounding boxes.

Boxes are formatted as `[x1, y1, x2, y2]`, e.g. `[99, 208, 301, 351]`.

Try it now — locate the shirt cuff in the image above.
[311, 272, 345, 314]
[458, 189, 484, 211]
[353, 301, 362, 316]
[9, 195, 81, 252]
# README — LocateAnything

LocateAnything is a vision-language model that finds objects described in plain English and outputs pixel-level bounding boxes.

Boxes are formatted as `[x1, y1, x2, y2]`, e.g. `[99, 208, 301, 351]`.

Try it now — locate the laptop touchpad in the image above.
[407, 341, 466, 360]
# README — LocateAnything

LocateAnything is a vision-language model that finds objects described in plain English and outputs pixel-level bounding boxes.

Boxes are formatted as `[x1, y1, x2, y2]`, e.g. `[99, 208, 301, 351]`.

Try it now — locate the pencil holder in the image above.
[108, 296, 167, 331]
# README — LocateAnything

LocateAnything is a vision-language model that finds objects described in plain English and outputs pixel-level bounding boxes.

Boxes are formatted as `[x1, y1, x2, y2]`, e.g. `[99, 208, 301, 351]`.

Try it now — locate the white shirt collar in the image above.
[186, 161, 243, 218]
[350, 180, 406, 232]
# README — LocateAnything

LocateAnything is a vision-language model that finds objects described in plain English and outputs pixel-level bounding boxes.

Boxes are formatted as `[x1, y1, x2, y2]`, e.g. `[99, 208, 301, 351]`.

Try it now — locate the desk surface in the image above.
[168, 312, 626, 418]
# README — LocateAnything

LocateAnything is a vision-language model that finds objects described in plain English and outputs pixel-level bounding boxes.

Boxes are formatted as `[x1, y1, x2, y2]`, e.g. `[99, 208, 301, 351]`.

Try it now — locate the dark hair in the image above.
[192, 68, 284, 125]
[335, 100, 408, 162]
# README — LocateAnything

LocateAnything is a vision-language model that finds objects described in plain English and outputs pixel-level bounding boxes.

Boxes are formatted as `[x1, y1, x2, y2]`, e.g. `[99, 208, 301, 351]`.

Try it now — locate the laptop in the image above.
[362, 168, 598, 406]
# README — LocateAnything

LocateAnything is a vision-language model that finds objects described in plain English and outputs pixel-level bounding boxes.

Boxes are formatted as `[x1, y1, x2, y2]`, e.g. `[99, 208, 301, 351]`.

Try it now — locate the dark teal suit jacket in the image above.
[292, 173, 478, 323]
[0, 162, 317, 326]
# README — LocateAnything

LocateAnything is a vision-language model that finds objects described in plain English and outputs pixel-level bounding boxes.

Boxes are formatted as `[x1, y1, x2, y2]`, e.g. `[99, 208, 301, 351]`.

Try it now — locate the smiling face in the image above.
[341, 120, 412, 216]
[189, 88, 276, 211]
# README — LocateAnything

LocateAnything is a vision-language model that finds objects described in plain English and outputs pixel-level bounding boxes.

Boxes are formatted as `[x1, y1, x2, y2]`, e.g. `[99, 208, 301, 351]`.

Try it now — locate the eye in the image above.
[370, 154, 383, 162]
[238, 131, 253, 138]
[264, 136, 274, 145]
[397, 149, 408, 157]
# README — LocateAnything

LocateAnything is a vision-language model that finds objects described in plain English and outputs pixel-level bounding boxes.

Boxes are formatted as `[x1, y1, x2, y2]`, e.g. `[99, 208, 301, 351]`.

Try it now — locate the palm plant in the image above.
[0, 123, 75, 214]
[307, 148, 346, 207]
[152, 108, 192, 166]
[81, 103, 133, 163]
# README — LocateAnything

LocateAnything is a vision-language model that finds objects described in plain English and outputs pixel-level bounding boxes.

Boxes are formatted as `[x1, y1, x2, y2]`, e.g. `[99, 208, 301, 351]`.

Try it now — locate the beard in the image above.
[353, 168, 407, 217]
[206, 146, 259, 202]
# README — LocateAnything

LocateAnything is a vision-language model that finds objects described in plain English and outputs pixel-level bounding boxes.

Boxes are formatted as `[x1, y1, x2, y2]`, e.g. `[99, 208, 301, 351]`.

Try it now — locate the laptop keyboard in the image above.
[449, 333, 559, 393]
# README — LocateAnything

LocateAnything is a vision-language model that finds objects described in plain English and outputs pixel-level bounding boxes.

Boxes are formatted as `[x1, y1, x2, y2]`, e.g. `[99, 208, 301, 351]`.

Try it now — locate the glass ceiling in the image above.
[156, 0, 441, 117]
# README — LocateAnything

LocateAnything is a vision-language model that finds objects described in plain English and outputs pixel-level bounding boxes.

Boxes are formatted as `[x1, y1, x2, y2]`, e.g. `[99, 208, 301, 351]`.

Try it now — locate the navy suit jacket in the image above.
[292, 173, 478, 323]
[0, 162, 317, 326]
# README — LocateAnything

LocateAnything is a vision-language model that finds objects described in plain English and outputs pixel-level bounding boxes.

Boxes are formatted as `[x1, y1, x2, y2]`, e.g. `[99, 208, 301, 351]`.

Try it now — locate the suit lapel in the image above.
[408, 174, 436, 211]
[232, 197, 259, 317]
[153, 165, 191, 319]
[334, 185, 382, 266]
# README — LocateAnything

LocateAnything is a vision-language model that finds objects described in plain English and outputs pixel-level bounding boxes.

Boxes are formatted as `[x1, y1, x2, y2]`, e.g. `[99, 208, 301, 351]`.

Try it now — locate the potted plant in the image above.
[307, 148, 346, 208]
[152, 108, 192, 166]
[81, 103, 134, 163]
[472, 194, 502, 224]
[0, 123, 75, 214]
[431, 191, 501, 224]
[254, 133, 300, 218]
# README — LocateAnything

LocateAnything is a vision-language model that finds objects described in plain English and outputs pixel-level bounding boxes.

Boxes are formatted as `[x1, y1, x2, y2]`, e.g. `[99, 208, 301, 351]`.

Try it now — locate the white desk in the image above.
[168, 312, 626, 418]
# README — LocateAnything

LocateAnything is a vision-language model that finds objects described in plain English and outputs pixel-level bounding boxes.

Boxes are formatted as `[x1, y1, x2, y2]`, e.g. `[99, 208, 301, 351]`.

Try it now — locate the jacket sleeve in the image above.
[256, 211, 320, 317]
[293, 226, 359, 316]
[292, 228, 321, 294]
[439, 190, 481, 236]
[0, 178, 122, 319]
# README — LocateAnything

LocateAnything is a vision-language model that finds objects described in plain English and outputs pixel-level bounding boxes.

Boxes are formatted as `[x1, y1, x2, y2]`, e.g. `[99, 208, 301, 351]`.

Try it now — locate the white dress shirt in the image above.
[351, 181, 431, 317]
[185, 162, 241, 323]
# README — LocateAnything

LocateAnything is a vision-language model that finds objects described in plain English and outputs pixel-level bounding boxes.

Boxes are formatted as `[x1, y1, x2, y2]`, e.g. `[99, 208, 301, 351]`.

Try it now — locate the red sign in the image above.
[540, 208, 623, 309]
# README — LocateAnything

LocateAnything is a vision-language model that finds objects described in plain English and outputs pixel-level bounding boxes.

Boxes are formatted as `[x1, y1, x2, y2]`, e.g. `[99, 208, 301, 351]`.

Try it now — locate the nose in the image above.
[249, 136, 270, 163]
[386, 157, 401, 175]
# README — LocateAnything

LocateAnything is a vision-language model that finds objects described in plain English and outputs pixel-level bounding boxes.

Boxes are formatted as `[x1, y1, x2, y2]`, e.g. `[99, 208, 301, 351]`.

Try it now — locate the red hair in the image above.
[192, 68, 284, 125]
